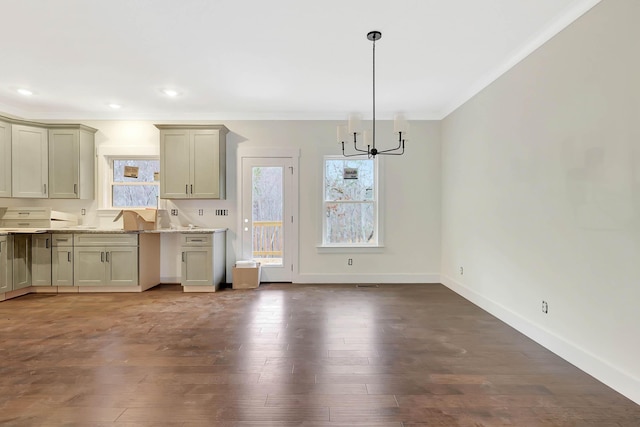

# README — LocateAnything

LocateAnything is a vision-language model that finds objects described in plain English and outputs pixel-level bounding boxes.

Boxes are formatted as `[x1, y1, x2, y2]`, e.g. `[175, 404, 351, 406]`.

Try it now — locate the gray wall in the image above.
[441, 0, 640, 402]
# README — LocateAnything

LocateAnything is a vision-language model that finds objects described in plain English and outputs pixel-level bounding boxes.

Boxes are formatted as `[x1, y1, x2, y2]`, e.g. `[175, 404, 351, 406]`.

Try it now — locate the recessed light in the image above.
[17, 88, 33, 96]
[108, 103, 122, 109]
[162, 89, 179, 97]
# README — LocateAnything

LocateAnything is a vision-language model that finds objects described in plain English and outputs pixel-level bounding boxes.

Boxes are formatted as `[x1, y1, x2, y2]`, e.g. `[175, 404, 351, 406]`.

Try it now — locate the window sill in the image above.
[98, 208, 167, 217]
[316, 245, 385, 254]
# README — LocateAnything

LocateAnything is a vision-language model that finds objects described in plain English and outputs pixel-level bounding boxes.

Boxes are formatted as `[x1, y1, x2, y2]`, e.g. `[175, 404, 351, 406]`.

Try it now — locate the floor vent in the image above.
[356, 284, 379, 288]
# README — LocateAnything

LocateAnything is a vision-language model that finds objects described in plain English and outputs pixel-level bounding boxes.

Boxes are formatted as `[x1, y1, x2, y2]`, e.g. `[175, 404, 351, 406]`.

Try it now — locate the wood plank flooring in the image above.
[1, 283, 638, 426]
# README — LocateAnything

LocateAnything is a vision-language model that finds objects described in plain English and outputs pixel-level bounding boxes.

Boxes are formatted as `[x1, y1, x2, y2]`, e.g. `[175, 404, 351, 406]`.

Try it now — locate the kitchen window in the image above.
[110, 158, 160, 208]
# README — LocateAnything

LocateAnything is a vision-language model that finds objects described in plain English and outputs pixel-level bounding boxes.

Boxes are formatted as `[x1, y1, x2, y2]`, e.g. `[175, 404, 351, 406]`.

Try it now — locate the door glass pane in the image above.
[252, 167, 283, 265]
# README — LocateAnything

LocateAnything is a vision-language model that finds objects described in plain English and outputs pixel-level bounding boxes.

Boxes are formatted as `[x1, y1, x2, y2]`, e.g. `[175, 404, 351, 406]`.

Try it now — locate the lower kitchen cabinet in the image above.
[74, 234, 138, 286]
[52, 234, 73, 286]
[180, 232, 225, 291]
[32, 234, 52, 286]
[0, 235, 12, 293]
[12, 234, 31, 290]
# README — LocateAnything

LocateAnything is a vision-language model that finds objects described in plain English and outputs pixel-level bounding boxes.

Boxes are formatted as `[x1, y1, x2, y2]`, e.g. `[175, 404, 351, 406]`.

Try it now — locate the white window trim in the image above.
[97, 145, 159, 213]
[318, 155, 385, 250]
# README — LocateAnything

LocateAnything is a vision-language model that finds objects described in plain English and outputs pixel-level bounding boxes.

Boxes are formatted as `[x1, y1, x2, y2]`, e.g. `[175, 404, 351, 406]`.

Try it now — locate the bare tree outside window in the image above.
[324, 157, 376, 245]
[112, 159, 160, 208]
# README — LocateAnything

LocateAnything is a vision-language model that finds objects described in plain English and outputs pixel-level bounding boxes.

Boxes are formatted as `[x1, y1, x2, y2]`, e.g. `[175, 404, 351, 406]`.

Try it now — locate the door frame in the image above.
[237, 147, 299, 282]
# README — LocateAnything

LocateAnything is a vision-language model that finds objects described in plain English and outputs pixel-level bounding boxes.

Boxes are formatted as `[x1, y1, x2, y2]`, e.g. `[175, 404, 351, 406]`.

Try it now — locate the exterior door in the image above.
[241, 155, 297, 282]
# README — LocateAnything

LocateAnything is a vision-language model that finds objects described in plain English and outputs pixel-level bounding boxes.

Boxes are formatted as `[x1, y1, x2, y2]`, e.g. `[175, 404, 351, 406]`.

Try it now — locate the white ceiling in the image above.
[0, 0, 600, 121]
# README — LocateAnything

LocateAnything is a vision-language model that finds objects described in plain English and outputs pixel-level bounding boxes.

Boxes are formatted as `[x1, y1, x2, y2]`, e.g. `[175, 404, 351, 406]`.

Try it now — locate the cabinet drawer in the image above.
[1, 208, 50, 220]
[52, 234, 74, 246]
[180, 233, 212, 246]
[0, 219, 51, 228]
[74, 233, 138, 247]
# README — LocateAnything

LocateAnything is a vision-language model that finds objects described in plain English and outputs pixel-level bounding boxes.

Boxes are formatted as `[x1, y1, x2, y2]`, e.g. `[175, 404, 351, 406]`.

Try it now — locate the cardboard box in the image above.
[232, 263, 261, 290]
[113, 209, 158, 231]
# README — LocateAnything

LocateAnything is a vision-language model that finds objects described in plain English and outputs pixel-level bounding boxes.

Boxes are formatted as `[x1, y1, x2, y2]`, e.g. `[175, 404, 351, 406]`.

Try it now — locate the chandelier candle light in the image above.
[338, 30, 409, 158]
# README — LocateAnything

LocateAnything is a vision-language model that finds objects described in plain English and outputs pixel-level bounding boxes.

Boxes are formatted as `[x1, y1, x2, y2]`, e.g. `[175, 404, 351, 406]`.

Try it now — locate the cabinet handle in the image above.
[106, 251, 110, 262]
[191, 239, 203, 242]
[186, 184, 188, 195]
[74, 183, 78, 194]
[101, 252, 104, 262]
[190, 184, 193, 194]
[44, 184, 47, 194]
[0, 241, 2, 253]
[46, 238, 49, 249]
[18, 222, 29, 226]
[68, 251, 71, 262]
[182, 252, 185, 262]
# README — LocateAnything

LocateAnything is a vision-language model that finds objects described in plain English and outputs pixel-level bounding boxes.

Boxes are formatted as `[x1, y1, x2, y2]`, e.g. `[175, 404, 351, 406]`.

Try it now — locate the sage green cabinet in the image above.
[0, 120, 11, 198]
[0, 235, 12, 293]
[0, 114, 97, 200]
[52, 234, 74, 286]
[180, 232, 226, 290]
[73, 234, 138, 286]
[157, 125, 228, 199]
[12, 125, 48, 198]
[12, 234, 31, 290]
[48, 128, 95, 199]
[31, 234, 52, 286]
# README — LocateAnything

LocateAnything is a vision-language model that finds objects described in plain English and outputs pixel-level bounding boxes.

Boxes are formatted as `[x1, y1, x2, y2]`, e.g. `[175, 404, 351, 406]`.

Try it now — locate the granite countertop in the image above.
[0, 228, 227, 235]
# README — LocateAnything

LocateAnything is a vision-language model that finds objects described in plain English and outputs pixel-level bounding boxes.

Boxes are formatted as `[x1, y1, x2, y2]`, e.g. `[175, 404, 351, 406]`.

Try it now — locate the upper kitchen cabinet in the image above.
[48, 126, 96, 199]
[0, 114, 97, 199]
[12, 124, 48, 198]
[0, 120, 10, 198]
[156, 125, 228, 199]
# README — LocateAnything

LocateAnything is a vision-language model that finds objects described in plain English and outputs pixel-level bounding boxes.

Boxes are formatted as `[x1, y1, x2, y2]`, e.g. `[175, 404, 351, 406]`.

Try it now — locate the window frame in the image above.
[320, 155, 383, 248]
[97, 145, 160, 211]
[109, 158, 160, 209]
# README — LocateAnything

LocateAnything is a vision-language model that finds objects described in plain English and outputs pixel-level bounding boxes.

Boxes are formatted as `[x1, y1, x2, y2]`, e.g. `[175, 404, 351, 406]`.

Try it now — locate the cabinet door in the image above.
[105, 246, 138, 286]
[53, 246, 74, 286]
[12, 125, 48, 198]
[0, 120, 11, 198]
[74, 246, 105, 286]
[12, 235, 31, 290]
[181, 247, 212, 286]
[160, 129, 190, 199]
[32, 234, 52, 286]
[190, 129, 221, 198]
[0, 236, 12, 293]
[48, 129, 79, 199]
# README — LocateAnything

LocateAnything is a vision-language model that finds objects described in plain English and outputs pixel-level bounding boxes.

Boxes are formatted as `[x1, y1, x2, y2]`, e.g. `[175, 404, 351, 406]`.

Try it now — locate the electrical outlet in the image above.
[198, 209, 204, 216]
[348, 258, 353, 266]
[542, 301, 549, 314]
[170, 209, 178, 216]
[460, 266, 464, 275]
[81, 208, 86, 216]
[215, 209, 229, 216]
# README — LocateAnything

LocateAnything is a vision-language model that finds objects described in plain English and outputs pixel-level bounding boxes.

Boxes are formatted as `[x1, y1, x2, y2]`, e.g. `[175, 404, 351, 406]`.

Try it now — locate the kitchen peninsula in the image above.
[0, 228, 227, 302]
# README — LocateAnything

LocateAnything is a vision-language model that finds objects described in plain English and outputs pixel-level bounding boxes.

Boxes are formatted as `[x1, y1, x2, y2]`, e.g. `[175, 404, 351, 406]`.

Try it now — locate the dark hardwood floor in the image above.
[0, 283, 638, 426]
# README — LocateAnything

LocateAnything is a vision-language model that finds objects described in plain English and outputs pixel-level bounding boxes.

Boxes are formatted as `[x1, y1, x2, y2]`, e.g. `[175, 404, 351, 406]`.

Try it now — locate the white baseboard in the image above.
[441, 274, 640, 405]
[294, 273, 440, 284]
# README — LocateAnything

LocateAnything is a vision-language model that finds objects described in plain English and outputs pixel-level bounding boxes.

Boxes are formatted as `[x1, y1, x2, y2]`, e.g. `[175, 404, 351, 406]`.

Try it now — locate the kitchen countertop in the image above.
[0, 228, 227, 235]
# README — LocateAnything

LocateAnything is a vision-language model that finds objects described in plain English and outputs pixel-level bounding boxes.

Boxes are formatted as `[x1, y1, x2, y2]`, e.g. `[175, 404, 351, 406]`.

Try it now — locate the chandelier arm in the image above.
[375, 138, 404, 154]
[342, 145, 369, 157]
[375, 145, 405, 155]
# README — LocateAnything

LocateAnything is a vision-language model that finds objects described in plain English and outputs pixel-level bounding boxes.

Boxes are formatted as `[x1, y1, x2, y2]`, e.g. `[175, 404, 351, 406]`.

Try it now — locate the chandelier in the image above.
[338, 30, 408, 158]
